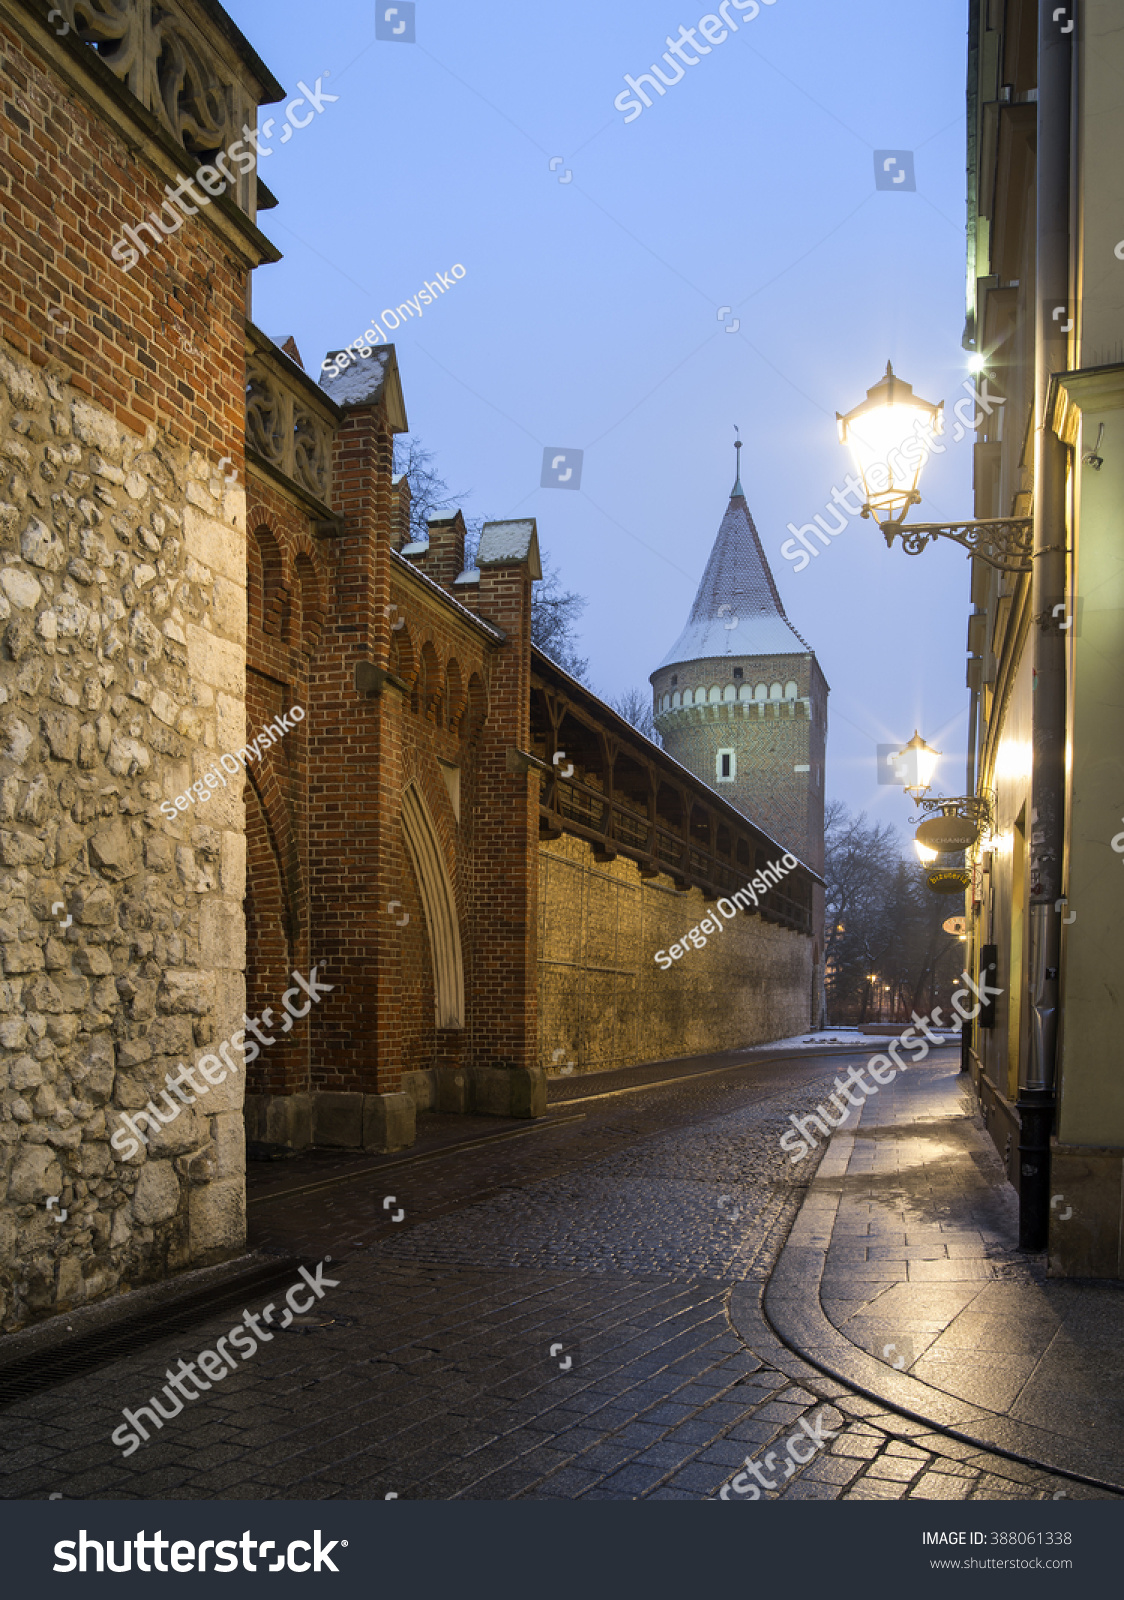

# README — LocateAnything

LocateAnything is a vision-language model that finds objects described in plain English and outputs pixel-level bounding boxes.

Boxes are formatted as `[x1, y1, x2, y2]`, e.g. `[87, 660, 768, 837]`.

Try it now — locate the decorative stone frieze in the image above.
[44, 0, 267, 217]
[245, 330, 337, 508]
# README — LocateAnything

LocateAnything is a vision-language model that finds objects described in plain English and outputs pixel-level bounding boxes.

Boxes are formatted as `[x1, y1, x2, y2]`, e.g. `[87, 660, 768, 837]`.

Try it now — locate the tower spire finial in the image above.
[732, 425, 744, 498]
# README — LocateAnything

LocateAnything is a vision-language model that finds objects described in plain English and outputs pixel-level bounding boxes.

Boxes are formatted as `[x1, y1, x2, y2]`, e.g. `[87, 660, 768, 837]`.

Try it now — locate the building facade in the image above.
[961, 0, 1124, 1276]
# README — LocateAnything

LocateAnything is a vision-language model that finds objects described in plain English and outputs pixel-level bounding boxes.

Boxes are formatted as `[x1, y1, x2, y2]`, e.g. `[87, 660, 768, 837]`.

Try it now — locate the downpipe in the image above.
[1018, 903, 1058, 1249]
[1019, 0, 1072, 1252]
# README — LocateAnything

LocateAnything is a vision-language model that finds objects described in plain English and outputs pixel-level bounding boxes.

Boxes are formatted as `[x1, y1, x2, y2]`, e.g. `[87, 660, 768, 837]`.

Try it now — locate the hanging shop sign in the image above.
[928, 869, 972, 895]
[916, 813, 979, 851]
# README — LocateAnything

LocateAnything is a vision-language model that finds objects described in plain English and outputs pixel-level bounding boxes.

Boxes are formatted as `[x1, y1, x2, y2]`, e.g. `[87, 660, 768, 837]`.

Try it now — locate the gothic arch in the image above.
[243, 773, 298, 1092]
[420, 640, 443, 723]
[446, 657, 467, 732]
[401, 780, 465, 1028]
[464, 671, 487, 741]
[391, 619, 418, 690]
[249, 523, 290, 640]
[293, 548, 324, 655]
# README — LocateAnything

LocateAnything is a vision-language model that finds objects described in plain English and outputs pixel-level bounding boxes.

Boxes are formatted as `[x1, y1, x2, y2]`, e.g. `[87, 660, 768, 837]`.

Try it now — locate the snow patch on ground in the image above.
[755, 1028, 961, 1052]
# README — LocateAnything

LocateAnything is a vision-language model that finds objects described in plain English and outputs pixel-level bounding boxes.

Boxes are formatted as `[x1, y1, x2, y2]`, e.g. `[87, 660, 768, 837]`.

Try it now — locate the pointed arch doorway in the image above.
[401, 780, 465, 1028]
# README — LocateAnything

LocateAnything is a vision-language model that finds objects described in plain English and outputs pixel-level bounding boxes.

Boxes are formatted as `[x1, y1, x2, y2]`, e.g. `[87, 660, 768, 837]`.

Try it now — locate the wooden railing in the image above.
[543, 768, 812, 935]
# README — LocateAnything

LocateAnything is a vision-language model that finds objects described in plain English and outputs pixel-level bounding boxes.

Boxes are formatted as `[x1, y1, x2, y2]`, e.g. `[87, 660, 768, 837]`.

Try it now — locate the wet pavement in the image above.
[0, 1043, 1116, 1501]
[761, 1058, 1124, 1489]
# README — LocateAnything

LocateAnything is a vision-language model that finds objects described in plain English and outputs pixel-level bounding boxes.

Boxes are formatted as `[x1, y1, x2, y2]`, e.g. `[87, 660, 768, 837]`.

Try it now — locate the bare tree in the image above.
[607, 686, 662, 746]
[393, 435, 482, 549]
[393, 435, 592, 684]
[531, 557, 590, 683]
[824, 800, 962, 1024]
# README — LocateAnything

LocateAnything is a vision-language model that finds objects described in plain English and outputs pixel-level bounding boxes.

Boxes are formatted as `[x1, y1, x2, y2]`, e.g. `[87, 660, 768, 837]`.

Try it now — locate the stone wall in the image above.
[538, 833, 814, 1076]
[654, 650, 828, 874]
[0, 342, 246, 1331]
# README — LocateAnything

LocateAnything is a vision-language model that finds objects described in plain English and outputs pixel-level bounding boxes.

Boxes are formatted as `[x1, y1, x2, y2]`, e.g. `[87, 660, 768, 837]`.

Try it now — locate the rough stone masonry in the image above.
[0, 339, 247, 1332]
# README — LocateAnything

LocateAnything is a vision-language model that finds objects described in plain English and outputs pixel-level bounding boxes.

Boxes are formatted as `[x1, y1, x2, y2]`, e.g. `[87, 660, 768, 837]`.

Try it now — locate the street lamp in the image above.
[838, 362, 1033, 572]
[893, 730, 941, 804]
[890, 727, 993, 889]
[837, 361, 943, 526]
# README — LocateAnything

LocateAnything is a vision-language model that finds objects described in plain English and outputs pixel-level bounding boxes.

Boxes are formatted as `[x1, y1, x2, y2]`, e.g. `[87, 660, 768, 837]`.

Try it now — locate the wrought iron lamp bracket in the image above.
[909, 790, 996, 838]
[875, 514, 1033, 573]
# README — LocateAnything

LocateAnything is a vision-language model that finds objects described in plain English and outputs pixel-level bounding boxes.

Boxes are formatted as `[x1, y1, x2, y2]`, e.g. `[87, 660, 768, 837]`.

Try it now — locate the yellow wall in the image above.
[1056, 376, 1124, 1145]
[538, 834, 814, 1075]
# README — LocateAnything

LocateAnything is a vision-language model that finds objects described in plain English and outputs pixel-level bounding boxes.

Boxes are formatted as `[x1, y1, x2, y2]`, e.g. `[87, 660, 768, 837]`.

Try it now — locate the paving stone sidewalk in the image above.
[757, 1057, 1124, 1490]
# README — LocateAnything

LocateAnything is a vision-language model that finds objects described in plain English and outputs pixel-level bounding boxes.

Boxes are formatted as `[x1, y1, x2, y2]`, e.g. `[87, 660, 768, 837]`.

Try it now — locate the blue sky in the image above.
[227, 0, 978, 826]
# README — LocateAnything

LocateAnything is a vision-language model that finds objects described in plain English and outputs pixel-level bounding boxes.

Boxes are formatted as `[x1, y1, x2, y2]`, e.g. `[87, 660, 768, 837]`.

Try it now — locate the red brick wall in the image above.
[0, 15, 250, 462]
[242, 387, 541, 1105]
[457, 566, 538, 1071]
[241, 481, 332, 1095]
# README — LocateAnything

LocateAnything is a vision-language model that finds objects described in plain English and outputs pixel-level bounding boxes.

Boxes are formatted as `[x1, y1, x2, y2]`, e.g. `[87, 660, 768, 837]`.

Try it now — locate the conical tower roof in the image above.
[656, 470, 810, 670]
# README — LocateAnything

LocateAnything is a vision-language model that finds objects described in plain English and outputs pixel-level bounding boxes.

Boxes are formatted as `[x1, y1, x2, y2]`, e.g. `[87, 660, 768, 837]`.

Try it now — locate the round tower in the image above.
[649, 443, 828, 878]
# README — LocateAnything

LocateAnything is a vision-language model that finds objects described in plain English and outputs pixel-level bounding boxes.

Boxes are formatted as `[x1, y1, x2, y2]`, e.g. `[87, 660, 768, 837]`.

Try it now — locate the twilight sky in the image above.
[226, 0, 978, 829]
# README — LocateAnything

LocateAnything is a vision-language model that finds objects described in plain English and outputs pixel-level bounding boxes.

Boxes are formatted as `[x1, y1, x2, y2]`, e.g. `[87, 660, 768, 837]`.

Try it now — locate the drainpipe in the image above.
[1020, 2, 1072, 1251]
[961, 0, 980, 1082]
[962, 682, 978, 1075]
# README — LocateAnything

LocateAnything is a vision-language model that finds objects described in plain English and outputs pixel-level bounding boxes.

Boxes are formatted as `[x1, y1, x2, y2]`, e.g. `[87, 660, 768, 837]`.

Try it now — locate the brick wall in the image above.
[456, 562, 538, 1073]
[538, 834, 814, 1074]
[653, 651, 827, 874]
[242, 480, 317, 1099]
[242, 383, 529, 1138]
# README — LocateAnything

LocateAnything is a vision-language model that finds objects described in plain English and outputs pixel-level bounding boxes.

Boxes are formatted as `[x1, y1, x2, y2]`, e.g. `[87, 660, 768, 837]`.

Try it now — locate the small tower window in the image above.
[717, 747, 736, 782]
[733, 667, 743, 679]
[671, 675, 678, 686]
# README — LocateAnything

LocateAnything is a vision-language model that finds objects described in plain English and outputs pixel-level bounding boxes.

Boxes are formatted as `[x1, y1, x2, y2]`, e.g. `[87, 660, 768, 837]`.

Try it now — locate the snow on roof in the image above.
[318, 348, 390, 407]
[657, 488, 811, 669]
[477, 519, 541, 576]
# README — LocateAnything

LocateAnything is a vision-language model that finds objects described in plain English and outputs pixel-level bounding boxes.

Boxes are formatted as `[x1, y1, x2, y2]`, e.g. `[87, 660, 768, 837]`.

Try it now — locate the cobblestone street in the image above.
[1, 1046, 1114, 1503]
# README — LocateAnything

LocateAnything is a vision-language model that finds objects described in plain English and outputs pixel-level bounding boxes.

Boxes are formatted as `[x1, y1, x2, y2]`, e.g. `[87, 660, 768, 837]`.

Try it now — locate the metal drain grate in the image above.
[0, 1256, 306, 1410]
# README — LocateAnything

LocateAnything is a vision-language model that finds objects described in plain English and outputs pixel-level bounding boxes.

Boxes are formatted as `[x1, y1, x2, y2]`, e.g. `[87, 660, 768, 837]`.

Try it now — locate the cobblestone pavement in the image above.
[0, 1048, 1114, 1502]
